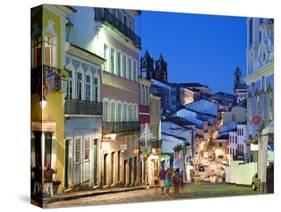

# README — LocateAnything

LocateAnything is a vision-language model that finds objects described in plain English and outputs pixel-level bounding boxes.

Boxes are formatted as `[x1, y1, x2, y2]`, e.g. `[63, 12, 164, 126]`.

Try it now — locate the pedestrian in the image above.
[32, 162, 42, 195]
[44, 163, 56, 197]
[173, 169, 180, 195]
[179, 169, 184, 193]
[154, 174, 160, 194]
[158, 165, 166, 194]
[164, 168, 172, 195]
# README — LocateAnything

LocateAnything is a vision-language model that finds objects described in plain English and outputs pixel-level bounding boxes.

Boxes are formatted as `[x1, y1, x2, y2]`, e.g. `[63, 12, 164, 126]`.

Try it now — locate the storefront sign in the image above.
[250, 143, 259, 151]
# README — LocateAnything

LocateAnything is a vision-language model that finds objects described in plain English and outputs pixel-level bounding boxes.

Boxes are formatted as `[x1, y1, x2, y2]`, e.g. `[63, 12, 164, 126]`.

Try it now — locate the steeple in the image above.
[140, 50, 154, 80]
[234, 66, 241, 88]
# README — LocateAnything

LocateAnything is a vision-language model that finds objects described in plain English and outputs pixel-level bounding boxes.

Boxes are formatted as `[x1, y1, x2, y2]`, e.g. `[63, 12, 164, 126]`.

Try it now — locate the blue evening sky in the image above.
[135, 11, 247, 94]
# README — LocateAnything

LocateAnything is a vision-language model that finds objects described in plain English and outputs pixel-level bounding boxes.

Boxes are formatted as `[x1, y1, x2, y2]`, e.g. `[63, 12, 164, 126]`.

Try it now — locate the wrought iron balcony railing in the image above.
[95, 8, 141, 48]
[103, 121, 140, 134]
[31, 65, 62, 95]
[65, 99, 103, 116]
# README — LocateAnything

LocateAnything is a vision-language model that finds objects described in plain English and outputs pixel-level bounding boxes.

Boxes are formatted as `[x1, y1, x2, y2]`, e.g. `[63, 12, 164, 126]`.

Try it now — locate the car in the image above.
[252, 173, 260, 191]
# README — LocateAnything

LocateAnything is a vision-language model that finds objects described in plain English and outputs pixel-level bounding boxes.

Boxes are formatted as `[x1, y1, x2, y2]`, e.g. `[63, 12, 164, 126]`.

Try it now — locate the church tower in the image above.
[155, 54, 168, 82]
[140, 50, 154, 80]
[234, 66, 242, 89]
[234, 67, 247, 104]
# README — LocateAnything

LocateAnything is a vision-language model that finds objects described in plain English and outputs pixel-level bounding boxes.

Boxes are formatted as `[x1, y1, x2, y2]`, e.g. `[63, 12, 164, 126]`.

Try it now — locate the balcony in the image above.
[95, 8, 141, 48]
[31, 65, 62, 95]
[103, 121, 140, 134]
[64, 99, 103, 116]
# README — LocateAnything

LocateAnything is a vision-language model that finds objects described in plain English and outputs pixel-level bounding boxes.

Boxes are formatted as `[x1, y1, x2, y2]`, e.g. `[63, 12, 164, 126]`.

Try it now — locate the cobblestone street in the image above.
[46, 183, 258, 208]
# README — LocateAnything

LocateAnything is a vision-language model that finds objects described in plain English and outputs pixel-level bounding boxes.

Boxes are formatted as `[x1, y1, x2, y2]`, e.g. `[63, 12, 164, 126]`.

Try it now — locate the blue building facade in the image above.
[246, 18, 274, 140]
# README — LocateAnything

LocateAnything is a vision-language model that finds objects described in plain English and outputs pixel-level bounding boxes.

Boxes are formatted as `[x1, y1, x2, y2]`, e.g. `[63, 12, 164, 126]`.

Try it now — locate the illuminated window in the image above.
[44, 34, 56, 66]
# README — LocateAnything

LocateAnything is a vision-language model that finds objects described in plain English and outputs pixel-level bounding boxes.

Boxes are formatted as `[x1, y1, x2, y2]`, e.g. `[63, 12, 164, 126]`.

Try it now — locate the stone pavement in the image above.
[41, 185, 147, 205]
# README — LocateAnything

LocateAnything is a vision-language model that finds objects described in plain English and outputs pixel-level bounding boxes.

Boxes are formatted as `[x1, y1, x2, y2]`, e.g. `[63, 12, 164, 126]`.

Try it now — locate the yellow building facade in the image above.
[31, 5, 75, 195]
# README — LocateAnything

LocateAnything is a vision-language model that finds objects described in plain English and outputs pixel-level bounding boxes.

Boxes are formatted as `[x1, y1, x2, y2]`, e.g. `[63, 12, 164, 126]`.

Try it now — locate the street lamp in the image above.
[39, 95, 47, 109]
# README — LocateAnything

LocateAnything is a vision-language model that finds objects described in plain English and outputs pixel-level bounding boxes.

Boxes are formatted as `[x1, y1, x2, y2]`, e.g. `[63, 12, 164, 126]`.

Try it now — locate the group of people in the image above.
[155, 166, 184, 195]
[32, 163, 56, 197]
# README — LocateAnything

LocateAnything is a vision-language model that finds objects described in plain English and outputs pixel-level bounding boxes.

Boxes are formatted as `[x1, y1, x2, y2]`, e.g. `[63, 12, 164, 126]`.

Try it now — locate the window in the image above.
[44, 34, 56, 66]
[104, 101, 109, 121]
[256, 95, 260, 115]
[84, 137, 90, 161]
[123, 15, 127, 26]
[75, 138, 81, 163]
[117, 103, 122, 121]
[85, 75, 91, 101]
[111, 102, 116, 122]
[123, 54, 127, 78]
[67, 71, 73, 100]
[128, 57, 132, 80]
[129, 105, 133, 121]
[117, 51, 121, 76]
[104, 44, 109, 71]
[31, 36, 42, 68]
[94, 77, 99, 102]
[76, 73, 82, 100]
[110, 48, 115, 74]
[124, 104, 128, 121]
[133, 60, 137, 81]
[269, 91, 273, 121]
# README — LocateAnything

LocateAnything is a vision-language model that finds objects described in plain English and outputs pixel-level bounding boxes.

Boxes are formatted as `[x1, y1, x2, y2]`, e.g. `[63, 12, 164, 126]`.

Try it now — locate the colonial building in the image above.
[63, 43, 105, 190]
[246, 17, 274, 193]
[246, 17, 274, 140]
[67, 7, 141, 187]
[31, 5, 76, 197]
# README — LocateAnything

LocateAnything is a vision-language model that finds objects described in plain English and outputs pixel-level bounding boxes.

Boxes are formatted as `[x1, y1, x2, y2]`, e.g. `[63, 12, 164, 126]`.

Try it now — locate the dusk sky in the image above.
[135, 11, 247, 94]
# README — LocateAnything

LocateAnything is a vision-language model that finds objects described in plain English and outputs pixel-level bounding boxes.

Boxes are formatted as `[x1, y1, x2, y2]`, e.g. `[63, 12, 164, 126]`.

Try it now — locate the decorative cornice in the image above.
[246, 63, 274, 84]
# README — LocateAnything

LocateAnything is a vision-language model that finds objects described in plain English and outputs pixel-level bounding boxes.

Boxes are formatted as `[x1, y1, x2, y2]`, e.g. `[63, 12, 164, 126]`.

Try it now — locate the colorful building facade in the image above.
[31, 5, 75, 196]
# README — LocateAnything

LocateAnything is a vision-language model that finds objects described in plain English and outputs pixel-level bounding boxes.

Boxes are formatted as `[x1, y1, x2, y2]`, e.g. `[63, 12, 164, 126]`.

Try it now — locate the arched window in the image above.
[93, 68, 100, 102]
[67, 70, 73, 100]
[103, 101, 109, 122]
[111, 101, 116, 122]
[124, 103, 128, 121]
[129, 104, 133, 121]
[76, 72, 83, 100]
[44, 33, 57, 66]
[43, 20, 58, 67]
[122, 54, 127, 79]
[117, 102, 122, 122]
[85, 74, 91, 101]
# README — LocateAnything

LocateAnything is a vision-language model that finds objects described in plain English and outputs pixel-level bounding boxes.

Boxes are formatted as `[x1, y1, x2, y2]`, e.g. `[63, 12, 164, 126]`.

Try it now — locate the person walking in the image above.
[173, 169, 180, 195]
[179, 169, 184, 193]
[158, 165, 166, 194]
[164, 168, 172, 195]
[44, 163, 56, 197]
[32, 162, 42, 195]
